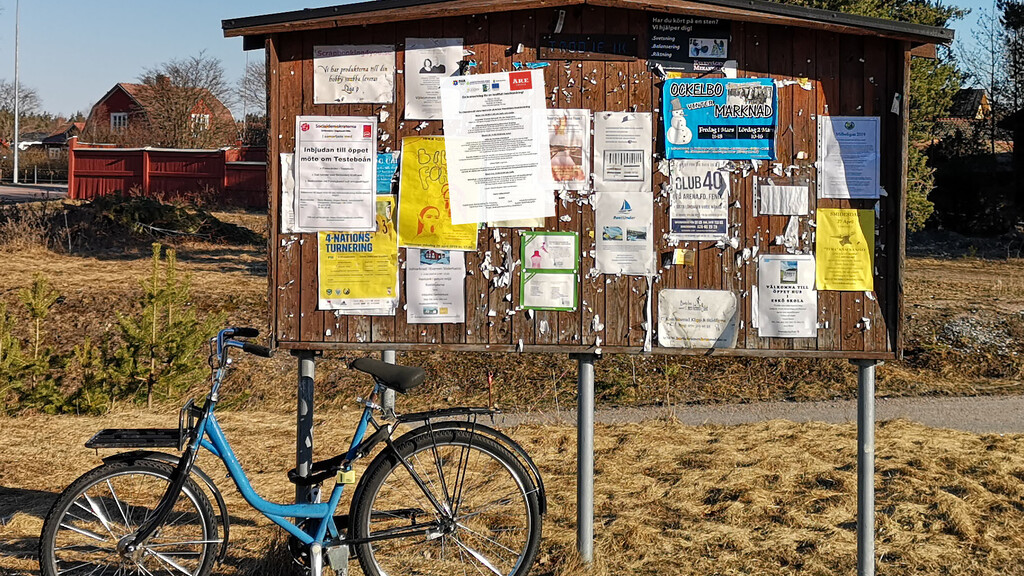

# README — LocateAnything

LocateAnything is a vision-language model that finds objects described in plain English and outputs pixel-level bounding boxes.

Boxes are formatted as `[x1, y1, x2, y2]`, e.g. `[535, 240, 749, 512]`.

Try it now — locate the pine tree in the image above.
[780, 0, 965, 230]
[112, 243, 223, 408]
[0, 302, 25, 412]
[18, 273, 60, 360]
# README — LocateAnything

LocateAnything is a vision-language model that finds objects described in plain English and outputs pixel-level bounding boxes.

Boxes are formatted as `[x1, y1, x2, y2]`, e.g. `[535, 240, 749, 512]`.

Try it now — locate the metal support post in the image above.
[295, 350, 316, 504]
[570, 353, 596, 563]
[381, 350, 396, 414]
[853, 359, 878, 576]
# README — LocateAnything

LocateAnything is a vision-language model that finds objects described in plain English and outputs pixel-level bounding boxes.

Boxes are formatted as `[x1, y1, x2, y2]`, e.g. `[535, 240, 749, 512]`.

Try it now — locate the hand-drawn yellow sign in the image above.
[397, 136, 478, 250]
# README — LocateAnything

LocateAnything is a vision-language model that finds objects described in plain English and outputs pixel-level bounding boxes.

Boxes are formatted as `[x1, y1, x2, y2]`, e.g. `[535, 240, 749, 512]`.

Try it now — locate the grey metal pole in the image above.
[12, 0, 20, 185]
[381, 350, 396, 414]
[295, 350, 316, 504]
[572, 353, 595, 563]
[854, 359, 877, 576]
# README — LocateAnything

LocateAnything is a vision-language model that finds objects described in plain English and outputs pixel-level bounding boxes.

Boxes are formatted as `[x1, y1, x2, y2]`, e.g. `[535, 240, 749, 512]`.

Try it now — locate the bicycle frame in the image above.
[194, 404, 373, 547]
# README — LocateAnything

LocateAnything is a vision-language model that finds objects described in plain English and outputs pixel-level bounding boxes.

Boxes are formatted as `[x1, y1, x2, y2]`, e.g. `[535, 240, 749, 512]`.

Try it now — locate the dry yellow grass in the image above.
[905, 258, 1024, 315]
[2, 410, 1024, 576]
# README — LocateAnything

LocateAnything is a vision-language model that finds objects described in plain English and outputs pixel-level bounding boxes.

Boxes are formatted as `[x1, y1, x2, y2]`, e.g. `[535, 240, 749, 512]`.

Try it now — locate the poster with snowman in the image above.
[662, 78, 776, 160]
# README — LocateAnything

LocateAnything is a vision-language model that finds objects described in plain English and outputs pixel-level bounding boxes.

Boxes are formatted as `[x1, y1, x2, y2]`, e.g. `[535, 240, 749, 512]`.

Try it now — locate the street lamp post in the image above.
[13, 0, 20, 184]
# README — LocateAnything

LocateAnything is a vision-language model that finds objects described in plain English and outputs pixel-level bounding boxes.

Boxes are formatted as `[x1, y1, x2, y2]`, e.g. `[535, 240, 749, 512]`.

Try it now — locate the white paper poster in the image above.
[594, 112, 652, 193]
[520, 231, 578, 311]
[279, 153, 313, 234]
[657, 289, 738, 349]
[314, 45, 395, 104]
[757, 254, 817, 338]
[755, 180, 809, 216]
[441, 70, 555, 224]
[294, 116, 377, 231]
[522, 274, 576, 310]
[548, 109, 591, 191]
[405, 38, 462, 120]
[817, 116, 880, 199]
[406, 248, 466, 324]
[668, 160, 730, 241]
[595, 192, 655, 275]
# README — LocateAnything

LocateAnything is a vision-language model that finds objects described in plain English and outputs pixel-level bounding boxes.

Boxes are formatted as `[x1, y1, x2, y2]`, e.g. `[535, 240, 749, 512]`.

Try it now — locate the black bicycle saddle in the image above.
[350, 358, 426, 393]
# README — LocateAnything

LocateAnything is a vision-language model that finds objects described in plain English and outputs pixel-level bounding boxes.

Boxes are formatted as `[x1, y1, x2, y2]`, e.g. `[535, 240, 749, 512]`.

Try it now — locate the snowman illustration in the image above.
[666, 98, 693, 146]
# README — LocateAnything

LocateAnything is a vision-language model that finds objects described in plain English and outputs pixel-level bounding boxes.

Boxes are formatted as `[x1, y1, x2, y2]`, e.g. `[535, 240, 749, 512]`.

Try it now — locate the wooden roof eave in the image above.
[594, 0, 948, 45]
[223, 0, 584, 39]
[224, 0, 951, 46]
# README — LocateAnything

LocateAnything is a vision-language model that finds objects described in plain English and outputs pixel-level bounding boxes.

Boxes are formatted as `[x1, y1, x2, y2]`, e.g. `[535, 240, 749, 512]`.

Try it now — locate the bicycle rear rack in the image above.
[85, 399, 203, 451]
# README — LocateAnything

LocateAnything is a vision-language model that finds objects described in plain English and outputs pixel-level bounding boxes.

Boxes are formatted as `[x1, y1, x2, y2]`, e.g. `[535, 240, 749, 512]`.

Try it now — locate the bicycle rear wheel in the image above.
[39, 459, 219, 576]
[350, 428, 542, 576]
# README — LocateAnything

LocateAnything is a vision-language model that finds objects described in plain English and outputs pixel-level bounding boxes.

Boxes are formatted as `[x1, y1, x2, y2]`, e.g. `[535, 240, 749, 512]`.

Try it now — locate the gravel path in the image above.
[494, 394, 1024, 434]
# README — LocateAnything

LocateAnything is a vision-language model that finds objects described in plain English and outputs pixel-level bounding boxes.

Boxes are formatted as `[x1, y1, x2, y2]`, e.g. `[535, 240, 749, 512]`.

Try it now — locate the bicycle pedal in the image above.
[325, 543, 349, 576]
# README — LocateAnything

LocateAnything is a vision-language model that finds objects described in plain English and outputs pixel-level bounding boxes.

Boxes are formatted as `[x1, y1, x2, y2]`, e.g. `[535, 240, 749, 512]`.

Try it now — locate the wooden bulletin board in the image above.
[252, 3, 931, 360]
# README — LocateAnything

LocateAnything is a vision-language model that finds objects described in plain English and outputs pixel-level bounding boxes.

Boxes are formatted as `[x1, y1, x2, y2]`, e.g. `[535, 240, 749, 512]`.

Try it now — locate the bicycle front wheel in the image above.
[350, 428, 542, 576]
[39, 459, 219, 576]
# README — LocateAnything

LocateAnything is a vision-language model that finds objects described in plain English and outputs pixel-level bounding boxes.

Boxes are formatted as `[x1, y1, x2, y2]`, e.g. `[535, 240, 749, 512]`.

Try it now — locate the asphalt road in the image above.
[495, 394, 1024, 434]
[0, 183, 67, 203]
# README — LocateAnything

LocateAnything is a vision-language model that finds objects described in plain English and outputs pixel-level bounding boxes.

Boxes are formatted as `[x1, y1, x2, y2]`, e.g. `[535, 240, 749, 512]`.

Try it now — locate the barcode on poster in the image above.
[605, 151, 642, 166]
[603, 149, 644, 181]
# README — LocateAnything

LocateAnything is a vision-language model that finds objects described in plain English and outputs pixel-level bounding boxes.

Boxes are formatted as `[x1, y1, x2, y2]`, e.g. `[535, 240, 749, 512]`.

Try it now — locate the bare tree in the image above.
[136, 51, 238, 149]
[237, 55, 267, 147]
[958, 2, 1007, 153]
[238, 56, 266, 115]
[141, 50, 236, 108]
[0, 79, 41, 144]
[0, 79, 40, 114]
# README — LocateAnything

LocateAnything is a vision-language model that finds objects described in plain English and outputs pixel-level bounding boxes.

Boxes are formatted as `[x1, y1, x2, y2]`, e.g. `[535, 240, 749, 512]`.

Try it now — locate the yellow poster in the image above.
[318, 195, 399, 314]
[397, 136, 478, 250]
[815, 208, 874, 291]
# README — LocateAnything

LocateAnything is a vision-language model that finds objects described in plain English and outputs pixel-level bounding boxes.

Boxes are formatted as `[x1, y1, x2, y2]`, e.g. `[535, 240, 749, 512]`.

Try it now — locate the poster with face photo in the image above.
[662, 78, 776, 160]
[405, 38, 462, 120]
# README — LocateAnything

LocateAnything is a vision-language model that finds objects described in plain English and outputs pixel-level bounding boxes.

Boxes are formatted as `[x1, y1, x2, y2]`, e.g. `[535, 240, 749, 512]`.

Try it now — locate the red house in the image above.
[84, 79, 236, 148]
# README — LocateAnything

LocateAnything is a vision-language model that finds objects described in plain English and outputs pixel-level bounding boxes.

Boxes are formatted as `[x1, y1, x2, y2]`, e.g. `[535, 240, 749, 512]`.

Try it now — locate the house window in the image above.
[191, 113, 211, 132]
[111, 112, 128, 132]
[48, 147, 64, 160]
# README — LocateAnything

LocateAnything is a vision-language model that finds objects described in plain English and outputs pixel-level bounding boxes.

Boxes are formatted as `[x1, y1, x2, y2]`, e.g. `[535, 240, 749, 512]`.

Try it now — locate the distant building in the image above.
[947, 88, 991, 122]
[40, 122, 85, 159]
[935, 88, 992, 134]
[83, 79, 235, 148]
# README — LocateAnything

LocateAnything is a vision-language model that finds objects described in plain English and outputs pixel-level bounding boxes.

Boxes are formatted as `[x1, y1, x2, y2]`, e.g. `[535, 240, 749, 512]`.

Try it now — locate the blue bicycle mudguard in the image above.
[101, 450, 231, 565]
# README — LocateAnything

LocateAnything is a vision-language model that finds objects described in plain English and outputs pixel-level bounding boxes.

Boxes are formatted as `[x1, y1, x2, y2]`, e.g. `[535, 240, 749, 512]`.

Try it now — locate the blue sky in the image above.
[0, 0, 997, 118]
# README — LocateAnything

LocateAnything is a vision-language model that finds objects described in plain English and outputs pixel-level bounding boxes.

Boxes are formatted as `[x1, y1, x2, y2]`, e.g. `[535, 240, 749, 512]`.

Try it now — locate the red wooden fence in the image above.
[67, 137, 267, 208]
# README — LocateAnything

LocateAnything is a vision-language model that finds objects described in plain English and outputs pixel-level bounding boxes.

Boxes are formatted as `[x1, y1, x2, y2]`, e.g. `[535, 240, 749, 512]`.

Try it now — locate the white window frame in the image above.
[110, 112, 128, 132]
[190, 113, 211, 132]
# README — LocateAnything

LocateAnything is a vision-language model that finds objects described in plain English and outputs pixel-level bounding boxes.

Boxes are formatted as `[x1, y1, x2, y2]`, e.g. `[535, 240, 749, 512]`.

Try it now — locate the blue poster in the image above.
[662, 78, 776, 160]
[376, 151, 400, 194]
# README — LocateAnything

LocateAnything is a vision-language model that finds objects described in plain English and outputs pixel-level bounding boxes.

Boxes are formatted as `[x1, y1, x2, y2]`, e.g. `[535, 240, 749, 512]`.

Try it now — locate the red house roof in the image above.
[85, 82, 235, 142]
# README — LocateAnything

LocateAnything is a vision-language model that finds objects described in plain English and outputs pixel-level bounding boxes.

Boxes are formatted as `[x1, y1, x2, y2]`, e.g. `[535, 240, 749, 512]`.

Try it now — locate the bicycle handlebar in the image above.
[232, 327, 260, 339]
[241, 342, 272, 358]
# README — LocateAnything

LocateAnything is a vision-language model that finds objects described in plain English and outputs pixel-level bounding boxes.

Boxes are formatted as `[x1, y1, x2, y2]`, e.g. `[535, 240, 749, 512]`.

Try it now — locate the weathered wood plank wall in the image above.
[266, 5, 908, 359]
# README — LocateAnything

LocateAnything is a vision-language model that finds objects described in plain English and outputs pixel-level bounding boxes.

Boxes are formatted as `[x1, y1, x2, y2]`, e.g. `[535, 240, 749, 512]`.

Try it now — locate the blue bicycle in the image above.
[39, 327, 546, 576]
